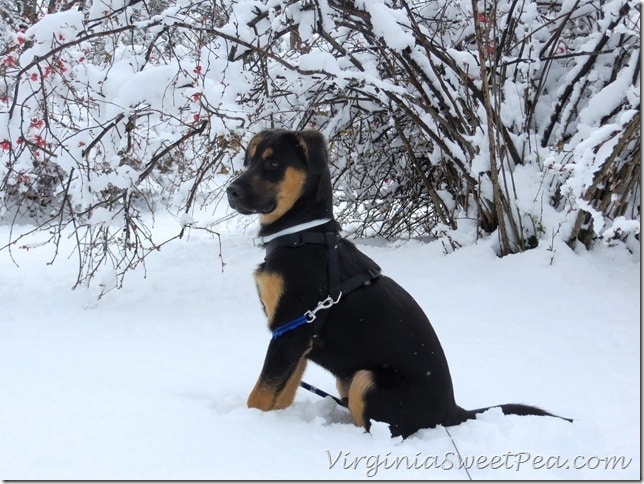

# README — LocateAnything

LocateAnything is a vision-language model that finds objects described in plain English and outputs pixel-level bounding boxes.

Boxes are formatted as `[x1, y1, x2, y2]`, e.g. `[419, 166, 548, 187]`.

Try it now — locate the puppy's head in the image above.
[227, 130, 331, 226]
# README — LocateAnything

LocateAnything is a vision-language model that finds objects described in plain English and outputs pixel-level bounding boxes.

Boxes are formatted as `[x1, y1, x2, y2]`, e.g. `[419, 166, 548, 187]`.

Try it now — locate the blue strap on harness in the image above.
[271, 314, 310, 339]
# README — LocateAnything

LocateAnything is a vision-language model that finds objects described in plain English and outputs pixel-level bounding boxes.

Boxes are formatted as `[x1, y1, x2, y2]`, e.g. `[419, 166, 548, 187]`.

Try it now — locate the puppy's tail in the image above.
[454, 403, 573, 424]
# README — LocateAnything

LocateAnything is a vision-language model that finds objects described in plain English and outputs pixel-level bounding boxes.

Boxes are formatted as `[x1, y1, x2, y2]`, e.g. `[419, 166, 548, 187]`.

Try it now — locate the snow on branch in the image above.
[0, 0, 639, 292]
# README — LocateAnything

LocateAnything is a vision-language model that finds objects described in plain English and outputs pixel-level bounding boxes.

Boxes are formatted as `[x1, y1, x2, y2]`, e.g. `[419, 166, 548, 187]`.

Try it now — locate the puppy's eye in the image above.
[264, 158, 280, 170]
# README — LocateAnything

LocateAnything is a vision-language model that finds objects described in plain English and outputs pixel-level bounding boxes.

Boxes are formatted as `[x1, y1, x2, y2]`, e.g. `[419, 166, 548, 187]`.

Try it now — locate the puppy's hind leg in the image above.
[347, 369, 448, 438]
[347, 370, 375, 431]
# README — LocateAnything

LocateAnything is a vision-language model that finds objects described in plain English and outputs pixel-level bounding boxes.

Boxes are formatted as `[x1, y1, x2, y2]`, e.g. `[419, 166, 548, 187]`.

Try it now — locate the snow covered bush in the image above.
[0, 0, 640, 291]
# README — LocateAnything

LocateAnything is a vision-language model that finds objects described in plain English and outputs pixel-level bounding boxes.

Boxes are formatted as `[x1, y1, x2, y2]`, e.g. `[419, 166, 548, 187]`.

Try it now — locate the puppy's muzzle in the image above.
[227, 180, 276, 215]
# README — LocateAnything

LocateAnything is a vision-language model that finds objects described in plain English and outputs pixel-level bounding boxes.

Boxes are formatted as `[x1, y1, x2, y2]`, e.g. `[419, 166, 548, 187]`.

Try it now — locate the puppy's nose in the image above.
[226, 184, 241, 201]
[227, 182, 248, 210]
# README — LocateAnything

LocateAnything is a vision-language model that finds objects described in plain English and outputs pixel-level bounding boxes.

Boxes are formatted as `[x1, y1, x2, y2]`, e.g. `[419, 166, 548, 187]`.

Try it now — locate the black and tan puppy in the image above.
[227, 129, 567, 438]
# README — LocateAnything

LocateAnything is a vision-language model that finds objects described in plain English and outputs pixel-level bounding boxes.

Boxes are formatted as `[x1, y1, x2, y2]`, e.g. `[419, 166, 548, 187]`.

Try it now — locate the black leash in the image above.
[300, 380, 346, 407]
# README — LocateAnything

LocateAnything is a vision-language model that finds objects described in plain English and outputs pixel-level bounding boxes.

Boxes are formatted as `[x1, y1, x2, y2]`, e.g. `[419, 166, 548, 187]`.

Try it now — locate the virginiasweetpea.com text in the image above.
[325, 450, 632, 477]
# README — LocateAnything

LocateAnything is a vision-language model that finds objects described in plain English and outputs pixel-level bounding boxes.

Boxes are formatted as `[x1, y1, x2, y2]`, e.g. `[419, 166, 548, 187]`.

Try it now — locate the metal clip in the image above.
[304, 292, 343, 323]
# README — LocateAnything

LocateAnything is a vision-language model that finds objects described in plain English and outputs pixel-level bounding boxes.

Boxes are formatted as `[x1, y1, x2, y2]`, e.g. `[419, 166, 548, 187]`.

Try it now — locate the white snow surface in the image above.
[0, 214, 639, 479]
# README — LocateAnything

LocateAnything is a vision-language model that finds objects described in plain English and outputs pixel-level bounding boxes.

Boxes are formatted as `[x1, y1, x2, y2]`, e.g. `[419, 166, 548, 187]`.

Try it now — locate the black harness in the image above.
[260, 228, 381, 339]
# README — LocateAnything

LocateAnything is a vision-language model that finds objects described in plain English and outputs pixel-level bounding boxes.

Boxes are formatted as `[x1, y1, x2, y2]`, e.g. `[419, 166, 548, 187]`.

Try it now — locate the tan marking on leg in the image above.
[273, 358, 307, 409]
[247, 380, 278, 411]
[254, 271, 284, 324]
[247, 358, 308, 411]
[260, 167, 307, 225]
[348, 370, 375, 429]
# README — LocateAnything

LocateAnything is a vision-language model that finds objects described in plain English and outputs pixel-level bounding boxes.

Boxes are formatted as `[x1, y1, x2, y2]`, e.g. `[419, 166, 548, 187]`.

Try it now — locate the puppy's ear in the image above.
[295, 130, 329, 174]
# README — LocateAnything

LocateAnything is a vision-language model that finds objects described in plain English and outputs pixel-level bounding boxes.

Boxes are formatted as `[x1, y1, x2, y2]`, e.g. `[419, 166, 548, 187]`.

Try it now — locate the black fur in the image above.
[227, 129, 570, 438]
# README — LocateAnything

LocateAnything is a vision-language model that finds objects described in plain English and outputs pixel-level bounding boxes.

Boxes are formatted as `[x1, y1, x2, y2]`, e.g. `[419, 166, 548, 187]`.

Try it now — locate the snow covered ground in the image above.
[0, 214, 639, 479]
